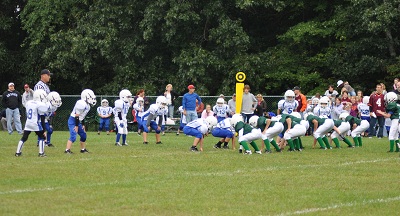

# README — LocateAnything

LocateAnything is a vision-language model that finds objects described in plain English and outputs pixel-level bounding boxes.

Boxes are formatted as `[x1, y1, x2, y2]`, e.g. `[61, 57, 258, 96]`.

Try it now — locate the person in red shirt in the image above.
[368, 84, 385, 138]
[293, 86, 307, 118]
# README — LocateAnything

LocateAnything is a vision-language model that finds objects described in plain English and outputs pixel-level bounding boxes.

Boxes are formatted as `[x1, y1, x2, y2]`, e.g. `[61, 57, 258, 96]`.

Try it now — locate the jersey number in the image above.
[376, 98, 381, 107]
[27, 109, 33, 119]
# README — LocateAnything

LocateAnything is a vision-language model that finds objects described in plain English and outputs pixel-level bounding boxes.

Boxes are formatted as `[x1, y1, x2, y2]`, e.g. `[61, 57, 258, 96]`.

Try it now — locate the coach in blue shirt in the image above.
[182, 85, 201, 123]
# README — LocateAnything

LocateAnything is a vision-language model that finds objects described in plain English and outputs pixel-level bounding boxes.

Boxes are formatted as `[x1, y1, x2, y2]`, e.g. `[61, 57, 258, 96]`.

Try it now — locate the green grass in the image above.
[1, 130, 400, 215]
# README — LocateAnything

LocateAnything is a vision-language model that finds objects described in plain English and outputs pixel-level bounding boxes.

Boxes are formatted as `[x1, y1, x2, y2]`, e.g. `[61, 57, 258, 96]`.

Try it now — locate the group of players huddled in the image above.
[14, 83, 400, 157]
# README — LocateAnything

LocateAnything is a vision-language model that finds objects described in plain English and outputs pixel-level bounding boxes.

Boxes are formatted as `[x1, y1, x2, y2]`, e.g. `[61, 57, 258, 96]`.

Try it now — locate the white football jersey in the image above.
[358, 103, 370, 117]
[133, 103, 146, 118]
[44, 103, 58, 123]
[215, 118, 234, 133]
[313, 105, 332, 118]
[24, 100, 49, 131]
[278, 99, 298, 114]
[142, 104, 163, 121]
[70, 99, 90, 121]
[186, 118, 208, 135]
[156, 106, 168, 125]
[213, 104, 231, 118]
[114, 99, 130, 121]
[97, 106, 113, 117]
[178, 106, 187, 124]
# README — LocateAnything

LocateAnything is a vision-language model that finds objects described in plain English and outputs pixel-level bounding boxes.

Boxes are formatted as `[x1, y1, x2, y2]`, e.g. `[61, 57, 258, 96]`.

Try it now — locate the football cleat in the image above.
[38, 153, 47, 157]
[46, 143, 55, 147]
[15, 152, 22, 157]
[264, 150, 272, 154]
[64, 149, 73, 154]
[222, 145, 229, 149]
[80, 149, 89, 153]
[143, 142, 148, 145]
[190, 146, 198, 152]
[122, 143, 129, 146]
[115, 142, 122, 146]
[244, 150, 252, 155]
[255, 151, 262, 154]
[238, 149, 243, 154]
[156, 141, 162, 144]
[213, 144, 221, 149]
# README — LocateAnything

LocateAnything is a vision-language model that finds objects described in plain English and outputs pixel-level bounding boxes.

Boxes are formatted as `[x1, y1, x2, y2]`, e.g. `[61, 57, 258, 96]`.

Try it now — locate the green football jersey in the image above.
[235, 121, 253, 135]
[257, 116, 275, 131]
[333, 119, 343, 127]
[345, 115, 361, 126]
[306, 115, 325, 126]
[386, 102, 400, 120]
[280, 114, 298, 131]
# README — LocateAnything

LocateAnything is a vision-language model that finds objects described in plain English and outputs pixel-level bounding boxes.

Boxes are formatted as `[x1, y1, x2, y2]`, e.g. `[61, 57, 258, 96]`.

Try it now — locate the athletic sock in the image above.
[293, 138, 300, 150]
[316, 137, 325, 148]
[263, 139, 271, 151]
[223, 142, 228, 147]
[322, 136, 331, 148]
[287, 139, 295, 150]
[250, 141, 260, 151]
[122, 134, 127, 144]
[332, 138, 340, 148]
[16, 140, 24, 153]
[270, 140, 280, 151]
[298, 137, 304, 149]
[389, 140, 394, 152]
[357, 136, 363, 147]
[239, 142, 250, 151]
[38, 140, 45, 154]
[343, 137, 353, 147]
[353, 137, 359, 147]
[116, 133, 121, 143]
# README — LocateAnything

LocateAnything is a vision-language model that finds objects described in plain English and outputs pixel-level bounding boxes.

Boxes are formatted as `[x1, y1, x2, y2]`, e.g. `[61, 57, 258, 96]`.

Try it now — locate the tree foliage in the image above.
[0, 0, 399, 96]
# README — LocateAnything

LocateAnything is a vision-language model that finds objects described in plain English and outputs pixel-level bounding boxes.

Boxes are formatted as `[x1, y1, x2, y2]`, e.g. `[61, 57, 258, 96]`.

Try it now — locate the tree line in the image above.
[0, 0, 399, 96]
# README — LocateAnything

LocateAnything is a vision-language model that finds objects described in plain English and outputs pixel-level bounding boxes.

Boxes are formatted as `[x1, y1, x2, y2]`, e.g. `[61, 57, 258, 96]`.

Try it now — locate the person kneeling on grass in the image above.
[65, 89, 96, 154]
[184, 116, 217, 152]
[231, 114, 262, 155]
[376, 92, 400, 152]
[212, 117, 235, 149]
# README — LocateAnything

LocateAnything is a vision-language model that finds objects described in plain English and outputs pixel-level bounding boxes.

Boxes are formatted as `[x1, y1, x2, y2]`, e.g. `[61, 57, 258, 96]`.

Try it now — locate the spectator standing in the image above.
[349, 96, 358, 117]
[340, 91, 351, 106]
[227, 93, 236, 116]
[254, 94, 267, 117]
[331, 97, 344, 120]
[368, 83, 385, 138]
[201, 104, 214, 119]
[293, 86, 307, 117]
[196, 100, 204, 118]
[163, 84, 179, 119]
[182, 85, 202, 123]
[324, 85, 339, 103]
[241, 84, 257, 123]
[337, 80, 356, 96]
[394, 81, 400, 104]
[133, 89, 150, 111]
[22, 84, 34, 108]
[2, 83, 23, 135]
[393, 78, 399, 91]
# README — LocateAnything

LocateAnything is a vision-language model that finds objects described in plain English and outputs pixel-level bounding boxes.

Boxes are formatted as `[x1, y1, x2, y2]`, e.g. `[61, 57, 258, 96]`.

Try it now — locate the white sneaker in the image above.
[255, 150, 262, 154]
[244, 150, 252, 155]
[115, 142, 122, 146]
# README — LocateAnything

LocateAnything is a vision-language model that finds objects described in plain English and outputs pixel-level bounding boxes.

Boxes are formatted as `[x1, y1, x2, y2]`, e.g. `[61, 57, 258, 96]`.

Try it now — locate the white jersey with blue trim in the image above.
[186, 118, 208, 135]
[133, 103, 146, 118]
[213, 104, 231, 118]
[34, 81, 50, 94]
[114, 99, 130, 121]
[24, 100, 49, 131]
[142, 104, 162, 121]
[313, 105, 332, 118]
[215, 118, 234, 132]
[278, 99, 298, 114]
[357, 103, 370, 117]
[156, 106, 168, 125]
[44, 103, 58, 123]
[97, 106, 113, 117]
[178, 106, 187, 124]
[70, 99, 90, 121]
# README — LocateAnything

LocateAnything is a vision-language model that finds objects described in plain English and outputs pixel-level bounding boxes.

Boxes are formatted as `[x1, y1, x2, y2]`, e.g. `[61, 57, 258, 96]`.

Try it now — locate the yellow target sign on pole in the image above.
[235, 72, 246, 114]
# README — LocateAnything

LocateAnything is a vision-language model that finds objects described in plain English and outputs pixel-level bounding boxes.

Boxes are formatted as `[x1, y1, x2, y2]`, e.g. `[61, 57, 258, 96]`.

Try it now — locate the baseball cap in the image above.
[41, 69, 53, 76]
[24, 84, 29, 88]
[188, 85, 195, 90]
[8, 82, 14, 87]
[337, 80, 343, 87]
[233, 93, 236, 96]
[293, 86, 300, 90]
[219, 94, 225, 97]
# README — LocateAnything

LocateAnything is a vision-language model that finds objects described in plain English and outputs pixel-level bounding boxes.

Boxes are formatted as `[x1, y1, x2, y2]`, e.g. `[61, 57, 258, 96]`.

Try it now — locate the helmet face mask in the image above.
[101, 99, 109, 107]
[136, 97, 144, 106]
[216, 98, 225, 107]
[284, 90, 295, 102]
[385, 92, 397, 104]
[119, 89, 132, 103]
[156, 96, 167, 109]
[248, 116, 259, 128]
[47, 91, 62, 107]
[205, 116, 217, 131]
[33, 89, 48, 103]
[81, 89, 97, 106]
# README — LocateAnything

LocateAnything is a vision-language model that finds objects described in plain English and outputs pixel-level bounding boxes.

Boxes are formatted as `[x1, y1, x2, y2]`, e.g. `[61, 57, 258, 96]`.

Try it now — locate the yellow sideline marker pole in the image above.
[233, 72, 246, 150]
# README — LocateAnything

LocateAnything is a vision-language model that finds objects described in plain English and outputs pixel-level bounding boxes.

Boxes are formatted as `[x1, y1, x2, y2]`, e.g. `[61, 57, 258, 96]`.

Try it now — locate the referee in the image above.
[34, 69, 52, 94]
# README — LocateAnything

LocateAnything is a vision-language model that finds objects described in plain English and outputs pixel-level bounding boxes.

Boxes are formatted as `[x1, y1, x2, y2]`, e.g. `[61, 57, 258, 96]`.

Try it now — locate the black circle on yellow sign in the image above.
[236, 72, 246, 82]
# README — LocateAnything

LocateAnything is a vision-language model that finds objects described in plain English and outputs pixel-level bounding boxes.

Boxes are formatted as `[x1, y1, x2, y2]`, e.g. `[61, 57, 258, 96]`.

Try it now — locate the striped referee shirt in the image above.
[34, 81, 50, 94]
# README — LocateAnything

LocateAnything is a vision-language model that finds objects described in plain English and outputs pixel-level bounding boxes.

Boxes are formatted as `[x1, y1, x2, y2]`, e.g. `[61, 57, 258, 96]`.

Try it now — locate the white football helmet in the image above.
[81, 89, 97, 106]
[136, 97, 144, 105]
[385, 92, 397, 103]
[339, 112, 349, 121]
[101, 99, 109, 107]
[216, 98, 225, 107]
[230, 114, 243, 127]
[284, 90, 295, 102]
[319, 96, 330, 108]
[248, 115, 259, 128]
[290, 112, 301, 119]
[33, 89, 48, 103]
[362, 96, 370, 104]
[156, 96, 167, 108]
[47, 91, 62, 107]
[205, 116, 218, 130]
[119, 89, 132, 103]
[312, 97, 320, 105]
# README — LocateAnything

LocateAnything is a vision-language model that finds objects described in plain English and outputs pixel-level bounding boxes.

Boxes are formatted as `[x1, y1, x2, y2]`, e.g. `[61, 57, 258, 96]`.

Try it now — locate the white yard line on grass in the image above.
[278, 196, 400, 215]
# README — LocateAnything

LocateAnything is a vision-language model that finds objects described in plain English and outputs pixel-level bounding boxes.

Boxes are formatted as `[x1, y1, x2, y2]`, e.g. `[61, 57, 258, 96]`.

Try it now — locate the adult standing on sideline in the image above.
[228, 93, 236, 116]
[133, 89, 150, 111]
[22, 84, 34, 108]
[34, 69, 52, 94]
[394, 81, 400, 104]
[2, 82, 23, 135]
[337, 80, 356, 96]
[293, 86, 307, 117]
[163, 84, 179, 119]
[368, 83, 385, 139]
[241, 84, 257, 123]
[324, 85, 339, 103]
[182, 85, 201, 123]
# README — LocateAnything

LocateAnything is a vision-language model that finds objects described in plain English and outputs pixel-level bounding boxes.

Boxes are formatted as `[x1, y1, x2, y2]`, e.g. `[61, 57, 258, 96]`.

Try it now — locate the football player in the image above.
[277, 90, 298, 115]
[376, 92, 400, 152]
[176, 106, 187, 135]
[213, 98, 231, 122]
[65, 89, 96, 154]
[279, 113, 307, 151]
[313, 96, 332, 118]
[184, 116, 217, 152]
[339, 112, 370, 147]
[212, 117, 234, 149]
[141, 96, 167, 144]
[97, 99, 113, 135]
[331, 114, 354, 148]
[232, 114, 262, 154]
[114, 89, 132, 146]
[357, 96, 370, 137]
[43, 91, 62, 147]
[15, 89, 49, 157]
[133, 97, 146, 135]
[305, 112, 334, 150]
[256, 115, 283, 153]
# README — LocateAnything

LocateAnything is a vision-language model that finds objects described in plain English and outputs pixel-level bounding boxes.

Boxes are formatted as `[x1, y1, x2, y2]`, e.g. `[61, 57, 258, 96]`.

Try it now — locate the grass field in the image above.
[1, 130, 400, 216]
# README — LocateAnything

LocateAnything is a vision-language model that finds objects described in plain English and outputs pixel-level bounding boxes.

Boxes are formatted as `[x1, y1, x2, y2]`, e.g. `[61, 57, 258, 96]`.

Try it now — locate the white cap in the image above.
[8, 82, 14, 87]
[337, 80, 343, 87]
